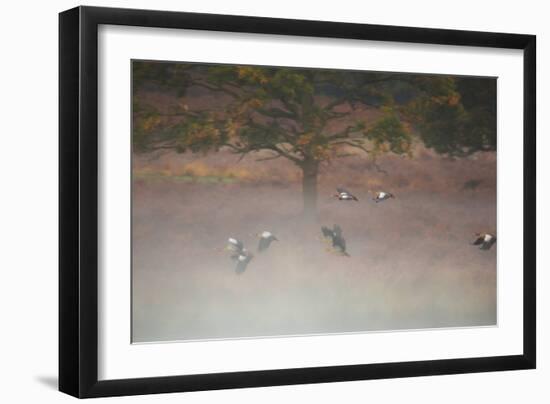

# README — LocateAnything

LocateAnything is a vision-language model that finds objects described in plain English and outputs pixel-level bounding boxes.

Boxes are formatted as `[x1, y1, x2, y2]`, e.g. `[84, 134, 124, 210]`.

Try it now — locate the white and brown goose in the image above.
[334, 187, 359, 201]
[471, 232, 496, 250]
[372, 191, 395, 203]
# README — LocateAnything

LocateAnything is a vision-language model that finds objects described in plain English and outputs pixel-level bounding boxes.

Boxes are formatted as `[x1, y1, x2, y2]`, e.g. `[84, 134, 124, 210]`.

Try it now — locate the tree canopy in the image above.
[132, 61, 496, 215]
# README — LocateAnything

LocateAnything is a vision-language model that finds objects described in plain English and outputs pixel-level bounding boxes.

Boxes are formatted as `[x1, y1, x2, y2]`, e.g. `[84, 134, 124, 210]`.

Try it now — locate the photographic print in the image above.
[131, 60, 497, 343]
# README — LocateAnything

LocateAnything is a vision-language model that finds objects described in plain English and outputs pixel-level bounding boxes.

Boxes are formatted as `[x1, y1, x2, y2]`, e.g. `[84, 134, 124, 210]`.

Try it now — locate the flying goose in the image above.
[321, 224, 350, 256]
[224, 238, 254, 273]
[334, 188, 359, 201]
[256, 231, 278, 252]
[372, 191, 395, 203]
[471, 233, 496, 250]
[225, 237, 244, 257]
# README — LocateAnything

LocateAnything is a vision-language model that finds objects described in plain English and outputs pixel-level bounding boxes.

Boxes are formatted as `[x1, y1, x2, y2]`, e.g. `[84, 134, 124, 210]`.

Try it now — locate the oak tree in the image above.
[133, 62, 495, 216]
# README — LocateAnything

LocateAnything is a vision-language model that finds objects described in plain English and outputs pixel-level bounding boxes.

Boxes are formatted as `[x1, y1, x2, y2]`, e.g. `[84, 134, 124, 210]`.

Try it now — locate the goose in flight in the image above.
[224, 238, 254, 273]
[321, 224, 350, 256]
[334, 188, 359, 201]
[372, 191, 395, 203]
[471, 233, 496, 250]
[225, 237, 244, 257]
[255, 231, 278, 252]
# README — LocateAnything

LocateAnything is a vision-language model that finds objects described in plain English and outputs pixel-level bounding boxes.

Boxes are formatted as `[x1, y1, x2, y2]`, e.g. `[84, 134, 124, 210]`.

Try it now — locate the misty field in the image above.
[132, 146, 496, 343]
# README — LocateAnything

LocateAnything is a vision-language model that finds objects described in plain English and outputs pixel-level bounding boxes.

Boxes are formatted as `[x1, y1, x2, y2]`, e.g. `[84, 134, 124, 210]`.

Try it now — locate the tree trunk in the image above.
[301, 159, 319, 220]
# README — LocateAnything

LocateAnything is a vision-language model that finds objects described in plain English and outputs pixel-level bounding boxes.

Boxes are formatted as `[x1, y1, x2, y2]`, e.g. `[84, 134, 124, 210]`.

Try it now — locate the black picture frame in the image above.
[59, 5, 536, 398]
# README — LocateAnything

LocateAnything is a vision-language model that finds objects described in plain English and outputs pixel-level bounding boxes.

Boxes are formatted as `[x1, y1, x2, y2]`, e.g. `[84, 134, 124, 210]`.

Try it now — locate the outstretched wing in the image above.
[258, 237, 273, 252]
[235, 255, 252, 274]
[332, 235, 349, 256]
[336, 187, 351, 195]
[333, 235, 346, 251]
[472, 236, 484, 245]
[480, 238, 496, 250]
[235, 260, 248, 274]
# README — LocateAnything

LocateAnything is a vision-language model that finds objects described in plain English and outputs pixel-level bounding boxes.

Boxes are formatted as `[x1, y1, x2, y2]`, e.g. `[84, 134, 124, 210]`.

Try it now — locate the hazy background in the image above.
[132, 143, 496, 342]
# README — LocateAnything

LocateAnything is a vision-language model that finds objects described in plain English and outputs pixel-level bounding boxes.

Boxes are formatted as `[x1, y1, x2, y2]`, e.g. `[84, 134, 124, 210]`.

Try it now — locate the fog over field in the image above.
[132, 146, 496, 343]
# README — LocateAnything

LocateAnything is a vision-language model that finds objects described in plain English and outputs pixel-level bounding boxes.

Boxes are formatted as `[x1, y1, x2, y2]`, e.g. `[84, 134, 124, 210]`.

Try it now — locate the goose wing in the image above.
[333, 236, 350, 256]
[235, 254, 252, 274]
[336, 187, 351, 195]
[480, 237, 496, 250]
[258, 237, 273, 252]
[333, 234, 346, 252]
[235, 260, 248, 274]
[472, 235, 485, 245]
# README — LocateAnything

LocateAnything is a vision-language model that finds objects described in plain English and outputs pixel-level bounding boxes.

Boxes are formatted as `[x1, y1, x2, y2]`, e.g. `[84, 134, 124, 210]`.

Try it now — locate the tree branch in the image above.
[329, 140, 372, 154]
[327, 125, 362, 140]
[323, 75, 408, 113]
[190, 80, 241, 99]
[150, 111, 201, 119]
[255, 107, 296, 120]
[255, 153, 283, 162]
[329, 140, 388, 174]
[267, 144, 303, 164]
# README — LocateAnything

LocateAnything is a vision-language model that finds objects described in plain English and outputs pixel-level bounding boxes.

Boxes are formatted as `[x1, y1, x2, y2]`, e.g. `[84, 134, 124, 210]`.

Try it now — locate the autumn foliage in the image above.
[133, 62, 496, 215]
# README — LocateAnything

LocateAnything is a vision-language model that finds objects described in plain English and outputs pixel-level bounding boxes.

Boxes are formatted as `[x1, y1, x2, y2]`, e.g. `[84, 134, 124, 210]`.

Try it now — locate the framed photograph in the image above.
[59, 6, 536, 398]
